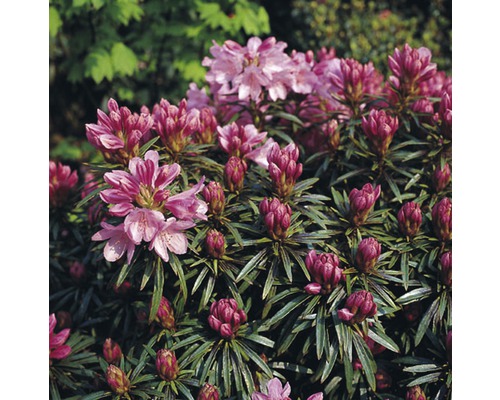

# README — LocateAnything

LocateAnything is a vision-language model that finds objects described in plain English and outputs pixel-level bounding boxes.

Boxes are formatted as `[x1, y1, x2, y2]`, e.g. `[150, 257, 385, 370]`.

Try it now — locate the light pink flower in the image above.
[91, 222, 137, 264]
[149, 218, 195, 262]
[49, 313, 71, 361]
[251, 378, 291, 400]
[217, 122, 267, 158]
[164, 178, 208, 221]
[124, 208, 165, 244]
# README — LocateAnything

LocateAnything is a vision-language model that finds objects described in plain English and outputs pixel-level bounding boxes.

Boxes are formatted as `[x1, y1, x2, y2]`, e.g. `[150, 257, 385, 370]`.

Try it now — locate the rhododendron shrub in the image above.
[49, 38, 451, 400]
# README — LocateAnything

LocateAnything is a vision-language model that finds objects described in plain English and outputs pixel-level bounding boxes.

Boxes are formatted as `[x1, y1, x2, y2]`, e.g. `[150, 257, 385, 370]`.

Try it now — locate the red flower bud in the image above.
[440, 251, 452, 287]
[398, 201, 422, 237]
[432, 197, 452, 242]
[197, 383, 220, 400]
[103, 338, 123, 365]
[208, 298, 247, 340]
[106, 365, 130, 395]
[259, 197, 292, 241]
[151, 296, 176, 330]
[349, 183, 381, 225]
[69, 261, 87, 283]
[202, 181, 226, 216]
[375, 368, 392, 392]
[355, 237, 381, 273]
[323, 119, 340, 152]
[205, 229, 226, 259]
[338, 290, 377, 324]
[224, 156, 247, 193]
[403, 302, 422, 325]
[304, 250, 344, 294]
[446, 330, 452, 364]
[361, 109, 399, 157]
[406, 385, 427, 400]
[267, 142, 303, 198]
[195, 107, 218, 144]
[432, 162, 451, 193]
[156, 349, 179, 381]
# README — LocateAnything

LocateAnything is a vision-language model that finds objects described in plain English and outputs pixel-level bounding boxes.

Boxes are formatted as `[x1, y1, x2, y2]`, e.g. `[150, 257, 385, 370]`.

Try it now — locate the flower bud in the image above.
[55, 311, 72, 330]
[406, 385, 427, 400]
[205, 229, 226, 259]
[267, 142, 303, 198]
[304, 250, 344, 294]
[151, 296, 176, 330]
[197, 383, 220, 400]
[432, 197, 452, 242]
[403, 302, 422, 325]
[349, 183, 381, 225]
[397, 201, 422, 237]
[440, 251, 452, 287]
[224, 156, 247, 193]
[202, 181, 226, 216]
[338, 290, 377, 324]
[49, 161, 78, 208]
[323, 119, 340, 152]
[113, 281, 132, 297]
[438, 89, 452, 139]
[103, 338, 123, 365]
[195, 107, 218, 144]
[156, 349, 179, 381]
[446, 330, 452, 364]
[355, 237, 381, 274]
[432, 162, 451, 193]
[361, 109, 399, 157]
[69, 261, 87, 284]
[106, 365, 130, 395]
[375, 368, 392, 392]
[208, 298, 247, 340]
[259, 197, 292, 241]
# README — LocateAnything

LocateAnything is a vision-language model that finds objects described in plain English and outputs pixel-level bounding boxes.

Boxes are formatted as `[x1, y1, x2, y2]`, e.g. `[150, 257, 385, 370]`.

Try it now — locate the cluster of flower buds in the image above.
[267, 142, 303, 198]
[197, 383, 220, 400]
[49, 161, 78, 208]
[49, 313, 72, 362]
[432, 162, 451, 193]
[152, 98, 200, 155]
[355, 237, 381, 273]
[202, 181, 226, 216]
[151, 296, 176, 330]
[348, 183, 381, 225]
[397, 201, 423, 237]
[106, 365, 130, 395]
[194, 107, 218, 144]
[85, 98, 154, 165]
[338, 290, 377, 324]
[304, 250, 344, 295]
[156, 349, 179, 381]
[438, 86, 452, 139]
[208, 298, 247, 339]
[361, 108, 399, 157]
[406, 385, 426, 400]
[224, 156, 248, 193]
[259, 197, 292, 241]
[218, 122, 268, 159]
[103, 338, 123, 365]
[432, 197, 452, 242]
[388, 43, 437, 100]
[440, 251, 452, 287]
[205, 229, 226, 259]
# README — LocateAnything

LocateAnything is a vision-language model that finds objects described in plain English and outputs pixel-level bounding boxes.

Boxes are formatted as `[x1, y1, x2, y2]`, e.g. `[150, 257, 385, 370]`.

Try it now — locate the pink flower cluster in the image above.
[251, 377, 322, 400]
[92, 150, 207, 264]
[49, 313, 71, 362]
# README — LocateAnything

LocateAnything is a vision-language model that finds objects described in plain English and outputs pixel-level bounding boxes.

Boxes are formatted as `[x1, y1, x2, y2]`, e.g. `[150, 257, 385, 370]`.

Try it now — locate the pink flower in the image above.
[304, 250, 344, 294]
[91, 222, 137, 264]
[431, 197, 452, 242]
[49, 161, 78, 208]
[259, 197, 292, 241]
[148, 218, 195, 262]
[208, 298, 247, 339]
[224, 156, 248, 193]
[361, 109, 399, 157]
[164, 178, 208, 221]
[251, 377, 323, 400]
[124, 208, 165, 244]
[85, 98, 154, 165]
[49, 313, 71, 361]
[355, 237, 382, 274]
[267, 141, 303, 198]
[217, 122, 267, 158]
[338, 290, 377, 324]
[348, 183, 381, 225]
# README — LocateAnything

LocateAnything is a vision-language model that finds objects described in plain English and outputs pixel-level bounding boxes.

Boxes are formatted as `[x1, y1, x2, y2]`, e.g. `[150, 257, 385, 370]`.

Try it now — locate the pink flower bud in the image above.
[323, 119, 340, 152]
[152, 296, 176, 330]
[338, 290, 377, 324]
[259, 197, 292, 241]
[432, 162, 451, 193]
[106, 365, 130, 395]
[197, 383, 220, 400]
[355, 238, 381, 274]
[49, 313, 72, 362]
[304, 283, 322, 295]
[69, 261, 87, 283]
[202, 181, 226, 216]
[432, 197, 452, 242]
[156, 349, 179, 381]
[304, 250, 344, 294]
[406, 385, 427, 400]
[440, 251, 452, 287]
[438, 88, 452, 139]
[103, 338, 123, 365]
[113, 281, 132, 297]
[403, 302, 422, 325]
[205, 229, 226, 259]
[375, 368, 392, 392]
[49, 161, 78, 208]
[224, 156, 247, 193]
[361, 109, 399, 157]
[348, 183, 381, 225]
[208, 298, 247, 340]
[194, 107, 218, 144]
[446, 330, 452, 364]
[267, 142, 303, 198]
[398, 201, 423, 237]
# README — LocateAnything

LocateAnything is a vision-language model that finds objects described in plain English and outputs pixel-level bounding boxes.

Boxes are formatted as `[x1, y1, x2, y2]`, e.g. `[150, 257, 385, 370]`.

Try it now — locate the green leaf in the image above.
[396, 287, 433, 305]
[111, 42, 138, 77]
[49, 7, 62, 37]
[84, 48, 113, 84]
[235, 248, 268, 283]
[367, 325, 400, 354]
[316, 304, 326, 360]
[415, 296, 440, 346]
[352, 331, 377, 391]
[407, 371, 443, 386]
[148, 260, 164, 323]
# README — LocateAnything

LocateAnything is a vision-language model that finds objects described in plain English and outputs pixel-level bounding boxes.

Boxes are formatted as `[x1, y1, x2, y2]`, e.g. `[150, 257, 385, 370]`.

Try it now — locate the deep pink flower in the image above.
[432, 162, 451, 193]
[197, 383, 220, 400]
[85, 98, 154, 165]
[355, 237, 382, 274]
[217, 122, 267, 158]
[148, 218, 196, 262]
[103, 338, 123, 365]
[49, 313, 71, 361]
[208, 298, 247, 339]
[49, 161, 78, 208]
[440, 251, 452, 287]
[224, 156, 248, 193]
[437, 85, 452, 139]
[338, 290, 377, 324]
[267, 141, 303, 198]
[152, 296, 176, 330]
[202, 181, 226, 216]
[348, 183, 381, 225]
[156, 349, 179, 381]
[431, 197, 452, 242]
[398, 201, 423, 237]
[259, 197, 292, 241]
[406, 385, 427, 400]
[205, 229, 226, 259]
[304, 250, 344, 294]
[91, 222, 137, 264]
[361, 108, 399, 157]
[106, 365, 130, 395]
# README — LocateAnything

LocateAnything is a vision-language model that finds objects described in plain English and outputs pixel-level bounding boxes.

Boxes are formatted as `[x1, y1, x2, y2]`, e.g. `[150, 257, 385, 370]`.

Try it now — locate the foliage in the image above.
[49, 27, 452, 400]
